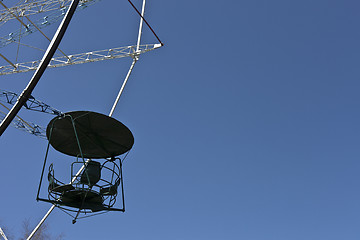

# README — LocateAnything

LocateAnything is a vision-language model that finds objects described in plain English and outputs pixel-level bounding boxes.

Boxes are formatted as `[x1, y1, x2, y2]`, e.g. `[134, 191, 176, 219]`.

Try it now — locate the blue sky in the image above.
[1, 0, 360, 239]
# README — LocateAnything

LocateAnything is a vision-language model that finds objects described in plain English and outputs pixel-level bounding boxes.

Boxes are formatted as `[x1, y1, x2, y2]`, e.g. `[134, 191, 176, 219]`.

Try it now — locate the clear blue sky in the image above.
[1, 0, 360, 239]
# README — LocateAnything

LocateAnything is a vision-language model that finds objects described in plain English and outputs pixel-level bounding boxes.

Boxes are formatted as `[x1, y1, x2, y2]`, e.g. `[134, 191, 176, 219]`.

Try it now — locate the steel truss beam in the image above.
[0, 43, 162, 75]
[0, 0, 99, 48]
[0, 89, 59, 138]
[0, 111, 47, 138]
[0, 0, 96, 24]
[0, 90, 62, 115]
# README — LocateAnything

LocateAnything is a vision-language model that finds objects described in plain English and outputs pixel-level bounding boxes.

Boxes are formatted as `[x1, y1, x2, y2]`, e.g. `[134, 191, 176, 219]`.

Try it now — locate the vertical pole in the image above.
[119, 160, 125, 211]
[0, 0, 80, 137]
[136, 0, 146, 52]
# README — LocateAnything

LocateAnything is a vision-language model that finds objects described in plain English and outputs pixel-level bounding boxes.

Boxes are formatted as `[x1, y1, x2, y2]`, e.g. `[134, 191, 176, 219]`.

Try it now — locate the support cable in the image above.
[127, 0, 163, 46]
[2, 38, 46, 52]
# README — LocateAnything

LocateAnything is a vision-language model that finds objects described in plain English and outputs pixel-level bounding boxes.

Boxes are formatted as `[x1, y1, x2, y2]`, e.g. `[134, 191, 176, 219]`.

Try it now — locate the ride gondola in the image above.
[36, 111, 134, 223]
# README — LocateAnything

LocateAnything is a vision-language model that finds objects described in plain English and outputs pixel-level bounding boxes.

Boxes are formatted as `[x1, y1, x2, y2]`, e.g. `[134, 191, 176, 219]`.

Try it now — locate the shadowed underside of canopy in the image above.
[46, 111, 134, 158]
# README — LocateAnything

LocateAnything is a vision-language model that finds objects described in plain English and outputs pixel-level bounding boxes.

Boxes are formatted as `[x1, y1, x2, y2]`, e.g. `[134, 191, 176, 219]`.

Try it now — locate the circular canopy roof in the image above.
[47, 111, 134, 158]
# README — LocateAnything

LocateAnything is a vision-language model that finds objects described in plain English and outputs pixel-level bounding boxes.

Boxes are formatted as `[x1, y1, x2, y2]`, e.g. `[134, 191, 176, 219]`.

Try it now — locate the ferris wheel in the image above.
[0, 0, 162, 237]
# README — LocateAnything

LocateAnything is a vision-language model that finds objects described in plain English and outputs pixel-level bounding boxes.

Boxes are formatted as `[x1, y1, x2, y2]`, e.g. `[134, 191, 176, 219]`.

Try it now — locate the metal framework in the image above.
[0, 0, 80, 138]
[0, 110, 46, 137]
[0, 43, 161, 75]
[0, 90, 62, 138]
[0, 90, 62, 115]
[0, 0, 99, 48]
[0, 0, 97, 23]
[0, 0, 162, 237]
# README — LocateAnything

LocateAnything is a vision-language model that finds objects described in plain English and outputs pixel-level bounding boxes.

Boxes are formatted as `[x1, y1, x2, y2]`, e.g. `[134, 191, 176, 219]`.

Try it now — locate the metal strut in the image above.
[0, 44, 161, 75]
[0, 228, 8, 240]
[0, 90, 62, 115]
[0, 109, 47, 138]
[0, 90, 62, 138]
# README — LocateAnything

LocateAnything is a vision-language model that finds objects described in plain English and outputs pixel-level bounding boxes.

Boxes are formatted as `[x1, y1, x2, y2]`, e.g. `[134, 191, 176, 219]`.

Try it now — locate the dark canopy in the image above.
[47, 111, 134, 158]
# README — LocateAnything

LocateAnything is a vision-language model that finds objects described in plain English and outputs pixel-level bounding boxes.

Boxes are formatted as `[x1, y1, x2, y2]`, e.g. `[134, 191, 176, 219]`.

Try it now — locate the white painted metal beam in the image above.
[0, 228, 8, 240]
[0, 44, 162, 75]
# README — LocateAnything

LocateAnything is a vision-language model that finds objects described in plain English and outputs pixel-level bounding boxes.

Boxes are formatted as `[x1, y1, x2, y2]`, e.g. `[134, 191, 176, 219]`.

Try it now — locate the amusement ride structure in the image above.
[0, 0, 162, 238]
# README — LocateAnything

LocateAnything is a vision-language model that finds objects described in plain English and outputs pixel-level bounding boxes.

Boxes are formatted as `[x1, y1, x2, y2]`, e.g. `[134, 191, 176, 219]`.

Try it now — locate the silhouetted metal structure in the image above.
[0, 0, 162, 237]
[0, 89, 62, 138]
[37, 111, 134, 223]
